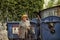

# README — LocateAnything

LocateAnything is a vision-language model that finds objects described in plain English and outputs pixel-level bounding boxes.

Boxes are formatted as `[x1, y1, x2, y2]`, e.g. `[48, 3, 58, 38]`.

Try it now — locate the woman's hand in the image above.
[27, 26, 30, 30]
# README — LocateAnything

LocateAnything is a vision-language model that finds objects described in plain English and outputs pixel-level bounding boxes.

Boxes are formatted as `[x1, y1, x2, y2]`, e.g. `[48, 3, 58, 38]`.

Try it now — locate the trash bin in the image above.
[30, 19, 40, 40]
[7, 22, 20, 40]
[40, 16, 60, 40]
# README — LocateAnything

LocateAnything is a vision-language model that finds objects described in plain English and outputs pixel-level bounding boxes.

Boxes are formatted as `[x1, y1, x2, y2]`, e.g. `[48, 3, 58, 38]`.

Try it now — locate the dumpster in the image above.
[30, 18, 40, 40]
[40, 16, 60, 40]
[7, 22, 20, 40]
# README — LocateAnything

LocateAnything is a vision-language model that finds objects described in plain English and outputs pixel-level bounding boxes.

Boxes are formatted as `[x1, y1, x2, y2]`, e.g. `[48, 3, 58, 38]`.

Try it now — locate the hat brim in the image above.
[21, 15, 28, 18]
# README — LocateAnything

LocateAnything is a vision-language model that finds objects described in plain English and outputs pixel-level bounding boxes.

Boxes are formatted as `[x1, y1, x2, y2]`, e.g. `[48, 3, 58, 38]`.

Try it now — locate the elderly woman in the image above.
[19, 14, 30, 40]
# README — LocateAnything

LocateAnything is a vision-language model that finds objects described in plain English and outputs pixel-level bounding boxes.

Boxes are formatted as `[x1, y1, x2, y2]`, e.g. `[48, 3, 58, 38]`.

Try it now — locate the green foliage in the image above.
[0, 0, 44, 22]
[57, 0, 60, 5]
[47, 0, 55, 8]
[47, 0, 60, 8]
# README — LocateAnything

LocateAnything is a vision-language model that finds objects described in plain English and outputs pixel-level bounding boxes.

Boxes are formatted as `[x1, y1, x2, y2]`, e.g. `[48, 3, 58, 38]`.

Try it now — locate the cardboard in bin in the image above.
[12, 24, 19, 34]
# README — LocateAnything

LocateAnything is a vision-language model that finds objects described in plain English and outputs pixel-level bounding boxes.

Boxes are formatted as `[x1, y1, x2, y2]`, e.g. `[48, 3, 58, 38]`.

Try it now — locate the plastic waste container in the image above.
[40, 16, 60, 40]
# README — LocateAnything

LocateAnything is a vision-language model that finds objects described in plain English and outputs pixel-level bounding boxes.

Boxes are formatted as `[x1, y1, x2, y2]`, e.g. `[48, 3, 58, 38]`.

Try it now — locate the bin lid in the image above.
[41, 16, 60, 23]
[7, 21, 20, 24]
[30, 18, 38, 24]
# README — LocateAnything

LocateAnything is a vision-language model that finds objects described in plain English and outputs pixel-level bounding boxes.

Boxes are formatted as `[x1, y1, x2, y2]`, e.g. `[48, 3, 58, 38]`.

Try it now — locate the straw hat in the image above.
[21, 14, 28, 18]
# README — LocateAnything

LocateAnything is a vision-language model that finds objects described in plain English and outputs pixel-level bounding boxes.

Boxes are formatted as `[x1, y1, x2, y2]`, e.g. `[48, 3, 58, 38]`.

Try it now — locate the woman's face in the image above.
[22, 17, 27, 21]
